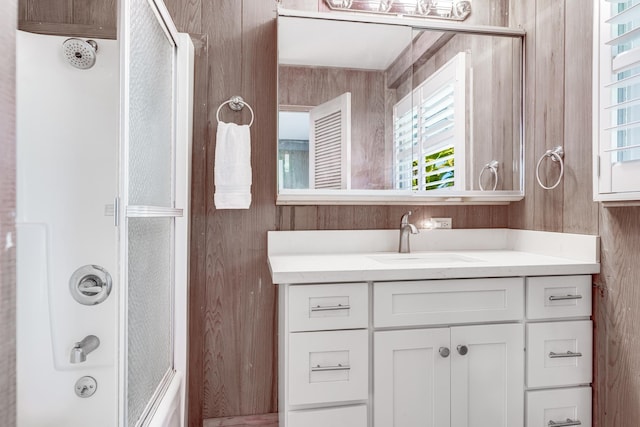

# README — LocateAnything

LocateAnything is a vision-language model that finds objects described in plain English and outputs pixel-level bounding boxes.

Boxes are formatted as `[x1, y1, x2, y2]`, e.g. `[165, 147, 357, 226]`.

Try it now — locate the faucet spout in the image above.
[398, 211, 419, 253]
[70, 335, 100, 364]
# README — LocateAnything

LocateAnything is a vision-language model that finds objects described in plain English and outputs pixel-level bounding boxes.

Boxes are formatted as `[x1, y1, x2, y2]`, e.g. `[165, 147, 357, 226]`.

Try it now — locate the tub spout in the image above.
[70, 335, 100, 364]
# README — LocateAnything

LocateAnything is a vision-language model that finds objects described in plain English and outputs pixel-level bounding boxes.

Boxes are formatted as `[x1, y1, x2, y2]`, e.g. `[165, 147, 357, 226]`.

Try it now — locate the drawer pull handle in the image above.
[548, 418, 581, 427]
[548, 294, 583, 301]
[549, 351, 583, 359]
[310, 364, 351, 372]
[310, 304, 351, 312]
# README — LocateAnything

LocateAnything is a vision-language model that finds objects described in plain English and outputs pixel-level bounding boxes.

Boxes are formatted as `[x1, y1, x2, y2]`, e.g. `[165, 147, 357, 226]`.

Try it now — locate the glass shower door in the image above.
[118, 0, 181, 425]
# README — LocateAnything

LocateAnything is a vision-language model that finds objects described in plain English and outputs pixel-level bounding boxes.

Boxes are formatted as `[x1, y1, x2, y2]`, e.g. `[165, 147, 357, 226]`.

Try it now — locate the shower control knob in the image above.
[75, 376, 97, 398]
[69, 265, 112, 305]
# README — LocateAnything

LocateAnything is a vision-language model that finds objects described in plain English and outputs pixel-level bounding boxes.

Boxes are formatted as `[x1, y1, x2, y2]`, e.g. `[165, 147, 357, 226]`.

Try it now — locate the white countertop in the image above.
[267, 229, 600, 284]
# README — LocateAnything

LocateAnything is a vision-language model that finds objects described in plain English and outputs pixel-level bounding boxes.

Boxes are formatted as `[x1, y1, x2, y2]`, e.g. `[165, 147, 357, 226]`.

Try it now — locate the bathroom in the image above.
[1, 0, 640, 426]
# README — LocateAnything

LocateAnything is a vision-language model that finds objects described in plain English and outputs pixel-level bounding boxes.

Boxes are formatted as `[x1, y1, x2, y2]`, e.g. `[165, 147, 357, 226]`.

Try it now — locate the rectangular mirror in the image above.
[277, 10, 524, 205]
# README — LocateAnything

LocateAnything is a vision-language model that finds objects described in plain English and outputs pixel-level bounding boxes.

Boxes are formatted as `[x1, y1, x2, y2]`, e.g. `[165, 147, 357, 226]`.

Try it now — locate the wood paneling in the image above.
[18, 0, 116, 39]
[17, 21, 116, 39]
[203, 413, 278, 427]
[562, 0, 598, 235]
[72, 0, 116, 27]
[531, 0, 565, 232]
[199, 0, 279, 420]
[187, 33, 209, 427]
[595, 207, 640, 427]
[507, 0, 536, 229]
[25, 0, 72, 23]
[277, 205, 508, 231]
[164, 0, 201, 35]
[508, 0, 597, 234]
[0, 0, 17, 425]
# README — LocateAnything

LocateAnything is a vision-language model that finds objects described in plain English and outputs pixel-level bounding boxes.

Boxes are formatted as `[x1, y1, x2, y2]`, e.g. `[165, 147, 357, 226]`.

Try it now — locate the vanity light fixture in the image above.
[324, 0, 472, 21]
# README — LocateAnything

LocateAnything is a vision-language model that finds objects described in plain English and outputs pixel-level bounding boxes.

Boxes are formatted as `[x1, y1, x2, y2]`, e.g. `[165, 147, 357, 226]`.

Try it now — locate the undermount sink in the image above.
[368, 253, 483, 265]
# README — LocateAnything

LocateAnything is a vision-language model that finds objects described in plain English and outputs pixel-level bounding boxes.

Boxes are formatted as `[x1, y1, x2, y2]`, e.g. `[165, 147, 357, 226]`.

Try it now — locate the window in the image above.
[394, 52, 466, 191]
[595, 0, 640, 201]
[278, 110, 310, 190]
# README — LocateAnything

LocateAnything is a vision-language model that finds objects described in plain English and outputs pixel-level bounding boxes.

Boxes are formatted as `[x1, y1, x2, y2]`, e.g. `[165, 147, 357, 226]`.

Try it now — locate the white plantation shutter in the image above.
[596, 0, 640, 198]
[393, 93, 416, 190]
[309, 92, 351, 189]
[393, 52, 466, 191]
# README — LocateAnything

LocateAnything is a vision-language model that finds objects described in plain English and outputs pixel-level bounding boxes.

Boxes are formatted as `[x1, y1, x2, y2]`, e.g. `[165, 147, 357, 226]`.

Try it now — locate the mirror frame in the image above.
[276, 7, 526, 206]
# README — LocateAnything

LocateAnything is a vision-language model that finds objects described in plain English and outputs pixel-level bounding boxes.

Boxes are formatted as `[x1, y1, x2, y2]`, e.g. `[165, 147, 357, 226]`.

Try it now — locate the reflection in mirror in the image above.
[277, 13, 524, 203]
[324, 0, 472, 21]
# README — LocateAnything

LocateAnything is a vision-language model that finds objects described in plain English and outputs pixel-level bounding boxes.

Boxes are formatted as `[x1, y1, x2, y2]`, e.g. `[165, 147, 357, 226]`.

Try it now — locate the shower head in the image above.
[62, 38, 98, 70]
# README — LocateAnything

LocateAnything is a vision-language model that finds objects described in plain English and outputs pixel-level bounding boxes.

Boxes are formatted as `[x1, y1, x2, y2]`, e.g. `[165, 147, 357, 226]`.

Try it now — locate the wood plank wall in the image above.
[0, 0, 17, 425]
[18, 0, 117, 39]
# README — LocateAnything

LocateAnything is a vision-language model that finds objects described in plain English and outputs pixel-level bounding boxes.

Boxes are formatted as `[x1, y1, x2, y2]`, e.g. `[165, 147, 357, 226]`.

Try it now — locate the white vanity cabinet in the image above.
[374, 278, 525, 427]
[375, 324, 524, 427]
[279, 282, 370, 427]
[278, 275, 594, 427]
[524, 275, 593, 427]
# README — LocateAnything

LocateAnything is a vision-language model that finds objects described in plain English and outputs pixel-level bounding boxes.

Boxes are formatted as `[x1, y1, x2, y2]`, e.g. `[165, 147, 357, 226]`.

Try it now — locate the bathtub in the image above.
[148, 371, 184, 427]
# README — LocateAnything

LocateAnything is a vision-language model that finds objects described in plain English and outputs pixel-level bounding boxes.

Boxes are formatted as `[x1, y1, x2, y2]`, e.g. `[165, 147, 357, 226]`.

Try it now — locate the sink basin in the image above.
[368, 253, 483, 265]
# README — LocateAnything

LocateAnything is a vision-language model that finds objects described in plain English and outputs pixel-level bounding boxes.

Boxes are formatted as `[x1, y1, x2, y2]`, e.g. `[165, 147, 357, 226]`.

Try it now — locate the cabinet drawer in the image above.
[289, 330, 368, 405]
[288, 405, 367, 427]
[527, 321, 593, 388]
[374, 278, 524, 327]
[526, 387, 592, 427]
[289, 283, 368, 332]
[527, 276, 592, 320]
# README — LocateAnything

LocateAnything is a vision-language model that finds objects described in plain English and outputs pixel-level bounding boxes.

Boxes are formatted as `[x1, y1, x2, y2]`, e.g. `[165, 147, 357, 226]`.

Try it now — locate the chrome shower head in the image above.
[62, 38, 98, 70]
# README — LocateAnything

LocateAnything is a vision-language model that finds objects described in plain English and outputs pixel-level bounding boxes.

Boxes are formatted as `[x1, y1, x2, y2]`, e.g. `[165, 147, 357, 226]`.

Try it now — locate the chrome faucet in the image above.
[70, 335, 100, 364]
[399, 211, 419, 253]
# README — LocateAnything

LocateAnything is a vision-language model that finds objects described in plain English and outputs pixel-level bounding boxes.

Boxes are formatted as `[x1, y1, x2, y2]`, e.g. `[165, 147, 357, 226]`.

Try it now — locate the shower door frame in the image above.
[117, 0, 188, 425]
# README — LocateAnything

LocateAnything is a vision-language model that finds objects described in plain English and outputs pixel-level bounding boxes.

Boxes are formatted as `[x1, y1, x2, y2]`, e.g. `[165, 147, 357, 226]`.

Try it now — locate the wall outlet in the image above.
[430, 217, 452, 229]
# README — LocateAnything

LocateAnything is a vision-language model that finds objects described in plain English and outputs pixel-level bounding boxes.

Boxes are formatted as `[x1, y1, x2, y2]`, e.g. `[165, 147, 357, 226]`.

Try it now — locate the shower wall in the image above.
[16, 30, 119, 427]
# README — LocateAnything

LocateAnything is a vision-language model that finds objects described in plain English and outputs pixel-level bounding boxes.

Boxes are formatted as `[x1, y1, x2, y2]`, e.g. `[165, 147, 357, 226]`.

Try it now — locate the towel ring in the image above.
[216, 96, 255, 127]
[479, 160, 499, 191]
[536, 146, 564, 190]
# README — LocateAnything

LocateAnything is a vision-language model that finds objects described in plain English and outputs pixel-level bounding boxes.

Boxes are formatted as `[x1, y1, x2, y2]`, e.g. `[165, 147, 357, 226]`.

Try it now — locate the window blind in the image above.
[393, 94, 416, 190]
[603, 0, 640, 163]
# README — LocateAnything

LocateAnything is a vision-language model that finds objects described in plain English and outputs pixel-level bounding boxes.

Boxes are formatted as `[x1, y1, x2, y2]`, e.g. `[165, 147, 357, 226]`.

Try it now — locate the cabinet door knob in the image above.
[457, 345, 469, 356]
[439, 347, 450, 358]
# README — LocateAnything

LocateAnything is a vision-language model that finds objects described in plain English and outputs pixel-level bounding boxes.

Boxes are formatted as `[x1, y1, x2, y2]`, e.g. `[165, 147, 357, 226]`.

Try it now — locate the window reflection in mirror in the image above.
[277, 14, 524, 202]
[278, 109, 310, 190]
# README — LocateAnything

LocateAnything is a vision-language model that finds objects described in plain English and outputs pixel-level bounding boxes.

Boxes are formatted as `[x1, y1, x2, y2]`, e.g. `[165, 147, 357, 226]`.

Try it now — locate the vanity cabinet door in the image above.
[374, 328, 451, 427]
[450, 324, 524, 427]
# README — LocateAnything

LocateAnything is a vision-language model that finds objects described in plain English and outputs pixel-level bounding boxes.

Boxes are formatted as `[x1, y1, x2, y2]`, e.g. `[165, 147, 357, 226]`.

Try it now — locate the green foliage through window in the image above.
[411, 146, 455, 190]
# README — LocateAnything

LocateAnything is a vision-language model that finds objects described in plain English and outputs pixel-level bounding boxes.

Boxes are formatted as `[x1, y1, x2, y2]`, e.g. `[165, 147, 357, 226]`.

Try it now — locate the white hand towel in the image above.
[214, 121, 252, 209]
